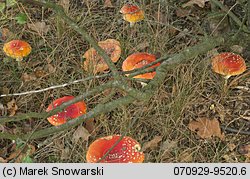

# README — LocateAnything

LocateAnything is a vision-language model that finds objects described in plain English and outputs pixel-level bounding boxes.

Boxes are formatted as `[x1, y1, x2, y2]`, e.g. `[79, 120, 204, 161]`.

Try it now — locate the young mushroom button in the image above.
[120, 4, 145, 27]
[46, 96, 87, 126]
[3, 40, 31, 61]
[86, 135, 144, 163]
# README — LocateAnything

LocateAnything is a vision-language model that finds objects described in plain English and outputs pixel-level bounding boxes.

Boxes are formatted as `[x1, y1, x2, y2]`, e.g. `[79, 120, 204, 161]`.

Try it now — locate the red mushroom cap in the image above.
[122, 52, 160, 79]
[83, 39, 121, 74]
[120, 4, 141, 14]
[86, 135, 144, 163]
[3, 40, 31, 61]
[120, 4, 144, 25]
[211, 52, 246, 79]
[46, 96, 87, 126]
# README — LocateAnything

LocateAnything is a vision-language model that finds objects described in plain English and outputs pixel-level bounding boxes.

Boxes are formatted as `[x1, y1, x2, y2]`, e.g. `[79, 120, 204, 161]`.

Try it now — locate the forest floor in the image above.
[0, 0, 249, 163]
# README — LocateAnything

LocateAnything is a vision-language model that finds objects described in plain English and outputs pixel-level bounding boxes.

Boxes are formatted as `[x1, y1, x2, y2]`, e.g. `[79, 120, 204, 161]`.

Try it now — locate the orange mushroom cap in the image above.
[86, 135, 144, 163]
[120, 4, 144, 25]
[122, 52, 160, 79]
[83, 39, 121, 74]
[211, 52, 246, 79]
[46, 96, 87, 126]
[3, 40, 31, 61]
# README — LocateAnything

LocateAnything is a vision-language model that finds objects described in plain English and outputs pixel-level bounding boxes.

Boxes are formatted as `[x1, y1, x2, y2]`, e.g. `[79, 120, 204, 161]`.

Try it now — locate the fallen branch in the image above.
[221, 125, 250, 135]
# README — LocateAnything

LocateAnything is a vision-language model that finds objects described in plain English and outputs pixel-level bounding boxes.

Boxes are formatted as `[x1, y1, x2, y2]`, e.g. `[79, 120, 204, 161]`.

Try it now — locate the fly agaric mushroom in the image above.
[120, 4, 145, 27]
[211, 52, 246, 78]
[122, 52, 160, 80]
[83, 39, 121, 74]
[211, 52, 246, 92]
[86, 135, 144, 163]
[46, 96, 87, 126]
[3, 40, 31, 61]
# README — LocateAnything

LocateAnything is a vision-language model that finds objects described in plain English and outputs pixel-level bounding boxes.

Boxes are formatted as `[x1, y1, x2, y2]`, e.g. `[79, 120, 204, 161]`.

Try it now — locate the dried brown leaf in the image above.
[238, 144, 250, 159]
[21, 72, 37, 82]
[175, 8, 190, 17]
[179, 150, 193, 162]
[72, 125, 90, 143]
[60, 147, 70, 160]
[7, 144, 35, 162]
[133, 41, 149, 51]
[142, 136, 162, 151]
[1, 28, 14, 41]
[27, 22, 50, 35]
[84, 118, 95, 134]
[34, 68, 47, 78]
[227, 143, 236, 151]
[58, 0, 70, 12]
[7, 99, 18, 117]
[188, 118, 225, 140]
[46, 64, 56, 73]
[104, 0, 113, 7]
[161, 139, 178, 151]
[222, 154, 236, 163]
[0, 102, 6, 116]
[230, 45, 244, 54]
[0, 157, 7, 163]
[182, 0, 209, 8]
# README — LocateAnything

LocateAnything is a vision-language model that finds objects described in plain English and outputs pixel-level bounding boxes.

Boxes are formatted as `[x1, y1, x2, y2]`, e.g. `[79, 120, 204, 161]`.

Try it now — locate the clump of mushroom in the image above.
[122, 52, 160, 79]
[3, 40, 31, 61]
[211, 52, 246, 92]
[46, 96, 87, 126]
[83, 39, 121, 74]
[86, 135, 144, 163]
[120, 4, 145, 27]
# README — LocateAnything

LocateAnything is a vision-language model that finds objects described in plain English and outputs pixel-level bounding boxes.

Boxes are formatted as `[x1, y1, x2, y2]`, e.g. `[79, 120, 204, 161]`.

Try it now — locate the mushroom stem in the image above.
[130, 22, 135, 27]
[16, 57, 23, 61]
[17, 61, 23, 70]
[223, 75, 230, 94]
[140, 82, 147, 87]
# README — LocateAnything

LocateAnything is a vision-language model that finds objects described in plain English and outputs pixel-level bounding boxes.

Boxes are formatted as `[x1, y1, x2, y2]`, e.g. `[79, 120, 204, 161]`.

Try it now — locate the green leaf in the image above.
[22, 155, 33, 163]
[6, 0, 17, 8]
[0, 3, 5, 13]
[15, 13, 27, 25]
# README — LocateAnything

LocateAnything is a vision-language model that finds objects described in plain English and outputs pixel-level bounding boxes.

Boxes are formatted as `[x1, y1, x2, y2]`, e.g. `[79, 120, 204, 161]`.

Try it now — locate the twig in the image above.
[232, 86, 250, 91]
[97, 117, 138, 163]
[228, 70, 250, 88]
[0, 74, 111, 97]
[0, 56, 167, 97]
[210, 0, 250, 33]
[0, 81, 115, 124]
[221, 125, 250, 135]
[210, 3, 237, 36]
